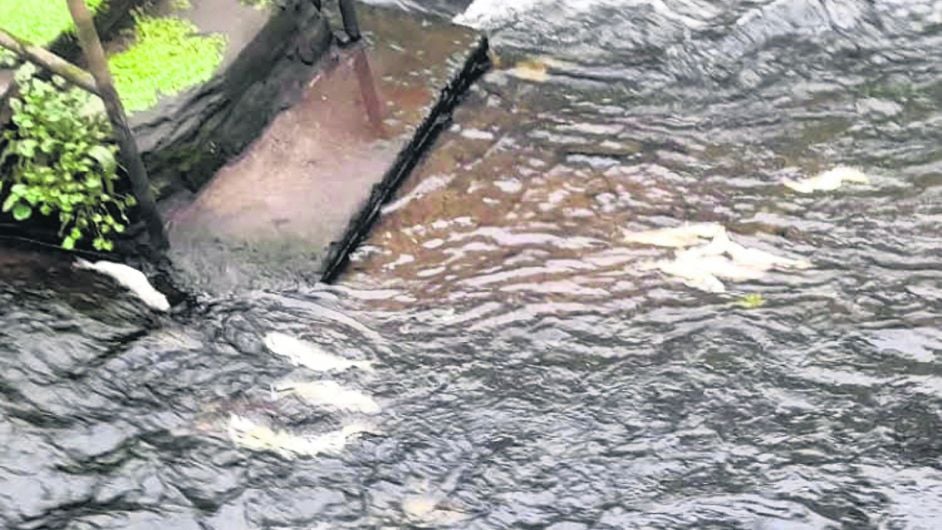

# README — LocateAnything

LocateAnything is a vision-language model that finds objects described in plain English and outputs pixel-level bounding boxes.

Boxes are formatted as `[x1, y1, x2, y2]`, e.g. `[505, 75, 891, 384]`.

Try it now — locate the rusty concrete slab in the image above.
[166, 5, 483, 292]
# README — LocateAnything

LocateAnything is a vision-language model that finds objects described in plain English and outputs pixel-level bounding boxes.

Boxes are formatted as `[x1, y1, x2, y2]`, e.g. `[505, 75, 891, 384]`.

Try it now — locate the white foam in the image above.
[454, 0, 545, 28]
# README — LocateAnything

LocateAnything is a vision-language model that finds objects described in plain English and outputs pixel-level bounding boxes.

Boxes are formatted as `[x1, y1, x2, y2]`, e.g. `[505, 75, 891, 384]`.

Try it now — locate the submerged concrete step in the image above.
[166, 4, 487, 292]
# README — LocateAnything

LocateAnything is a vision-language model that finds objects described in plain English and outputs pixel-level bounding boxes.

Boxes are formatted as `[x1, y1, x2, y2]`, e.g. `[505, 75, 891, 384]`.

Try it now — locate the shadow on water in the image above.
[3, 0, 942, 528]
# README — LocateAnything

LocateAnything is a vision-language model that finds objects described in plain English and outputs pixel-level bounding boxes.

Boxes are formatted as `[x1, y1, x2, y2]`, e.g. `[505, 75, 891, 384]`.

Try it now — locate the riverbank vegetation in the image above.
[0, 1, 228, 251]
[1, 65, 134, 251]
[0, 0, 105, 46]
[109, 15, 226, 112]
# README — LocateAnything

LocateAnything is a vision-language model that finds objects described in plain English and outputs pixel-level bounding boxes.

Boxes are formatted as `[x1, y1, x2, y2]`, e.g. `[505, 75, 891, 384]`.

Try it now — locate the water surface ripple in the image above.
[2, 0, 942, 528]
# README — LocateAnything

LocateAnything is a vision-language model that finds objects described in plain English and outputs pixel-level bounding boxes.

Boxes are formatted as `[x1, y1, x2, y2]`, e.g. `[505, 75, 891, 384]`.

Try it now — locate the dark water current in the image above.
[3, 0, 942, 527]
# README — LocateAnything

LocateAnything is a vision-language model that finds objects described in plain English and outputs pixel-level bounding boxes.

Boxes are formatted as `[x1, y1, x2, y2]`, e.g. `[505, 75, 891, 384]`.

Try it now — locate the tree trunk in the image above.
[0, 29, 100, 95]
[65, 0, 169, 251]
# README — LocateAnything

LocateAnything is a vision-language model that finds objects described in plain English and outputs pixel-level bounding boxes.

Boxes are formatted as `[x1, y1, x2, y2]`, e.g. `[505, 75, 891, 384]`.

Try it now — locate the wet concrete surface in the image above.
[167, 4, 480, 293]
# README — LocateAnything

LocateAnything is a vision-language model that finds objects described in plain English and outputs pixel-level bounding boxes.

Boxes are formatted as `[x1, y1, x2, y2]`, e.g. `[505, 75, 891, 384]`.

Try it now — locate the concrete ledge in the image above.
[130, 0, 333, 198]
[165, 5, 489, 292]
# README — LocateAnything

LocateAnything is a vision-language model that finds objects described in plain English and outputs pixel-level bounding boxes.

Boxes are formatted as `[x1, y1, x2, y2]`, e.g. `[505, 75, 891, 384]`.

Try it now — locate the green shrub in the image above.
[0, 0, 106, 46]
[109, 15, 226, 113]
[0, 64, 135, 251]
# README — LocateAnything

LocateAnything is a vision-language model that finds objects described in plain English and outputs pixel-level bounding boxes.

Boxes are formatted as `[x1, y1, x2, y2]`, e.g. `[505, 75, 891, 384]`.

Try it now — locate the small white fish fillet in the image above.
[264, 332, 373, 372]
[624, 223, 726, 248]
[74, 258, 170, 312]
[275, 381, 380, 414]
[784, 166, 870, 194]
[227, 414, 370, 458]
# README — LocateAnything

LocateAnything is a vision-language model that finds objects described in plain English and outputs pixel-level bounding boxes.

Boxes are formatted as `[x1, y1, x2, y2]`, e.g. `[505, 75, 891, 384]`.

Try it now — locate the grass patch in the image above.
[0, 0, 106, 45]
[109, 15, 226, 113]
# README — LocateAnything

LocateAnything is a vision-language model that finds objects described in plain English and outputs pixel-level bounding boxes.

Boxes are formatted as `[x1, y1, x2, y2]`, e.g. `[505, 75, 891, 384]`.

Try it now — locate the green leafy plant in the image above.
[0, 48, 17, 68]
[0, 0, 105, 46]
[0, 64, 135, 251]
[109, 15, 226, 113]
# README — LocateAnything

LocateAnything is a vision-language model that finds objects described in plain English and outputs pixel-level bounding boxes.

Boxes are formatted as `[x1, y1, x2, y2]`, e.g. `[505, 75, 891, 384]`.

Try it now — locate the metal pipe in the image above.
[338, 0, 361, 42]
[352, 48, 385, 135]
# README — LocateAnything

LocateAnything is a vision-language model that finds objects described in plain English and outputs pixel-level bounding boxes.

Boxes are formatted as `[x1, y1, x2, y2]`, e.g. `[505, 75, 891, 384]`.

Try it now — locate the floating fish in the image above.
[227, 414, 371, 458]
[273, 380, 380, 414]
[401, 495, 469, 526]
[652, 229, 811, 293]
[679, 229, 812, 270]
[657, 257, 728, 293]
[509, 58, 549, 82]
[74, 258, 170, 312]
[263, 332, 373, 372]
[783, 166, 870, 194]
[624, 222, 726, 248]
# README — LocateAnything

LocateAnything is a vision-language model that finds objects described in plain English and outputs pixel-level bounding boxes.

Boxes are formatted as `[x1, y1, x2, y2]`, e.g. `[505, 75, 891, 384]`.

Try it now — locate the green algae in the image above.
[108, 15, 226, 113]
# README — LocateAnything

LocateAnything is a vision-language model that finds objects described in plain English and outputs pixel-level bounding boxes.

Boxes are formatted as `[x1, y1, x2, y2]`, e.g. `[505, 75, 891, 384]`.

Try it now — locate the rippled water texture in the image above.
[3, 0, 942, 528]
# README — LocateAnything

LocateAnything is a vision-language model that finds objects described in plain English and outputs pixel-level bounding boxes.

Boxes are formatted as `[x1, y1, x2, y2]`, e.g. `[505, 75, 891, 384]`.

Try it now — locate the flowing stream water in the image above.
[2, 0, 942, 528]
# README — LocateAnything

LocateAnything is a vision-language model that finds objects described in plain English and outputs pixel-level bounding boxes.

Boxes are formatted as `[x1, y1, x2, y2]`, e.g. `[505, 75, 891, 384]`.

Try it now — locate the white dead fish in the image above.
[263, 332, 373, 372]
[656, 230, 811, 293]
[681, 229, 812, 270]
[227, 414, 371, 458]
[783, 166, 870, 194]
[74, 258, 170, 312]
[624, 222, 726, 248]
[724, 239, 812, 270]
[657, 257, 728, 293]
[273, 380, 380, 414]
[402, 495, 470, 526]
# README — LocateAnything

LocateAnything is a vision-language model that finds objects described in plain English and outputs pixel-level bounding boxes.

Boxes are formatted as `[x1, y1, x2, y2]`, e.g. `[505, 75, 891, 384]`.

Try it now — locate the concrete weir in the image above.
[166, 5, 488, 291]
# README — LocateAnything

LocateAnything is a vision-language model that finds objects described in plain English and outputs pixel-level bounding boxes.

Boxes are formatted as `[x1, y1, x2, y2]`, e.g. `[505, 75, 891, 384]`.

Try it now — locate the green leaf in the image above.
[12, 203, 32, 221]
[2, 194, 17, 212]
[88, 145, 117, 174]
[16, 139, 38, 158]
[85, 176, 103, 189]
[62, 237, 76, 250]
